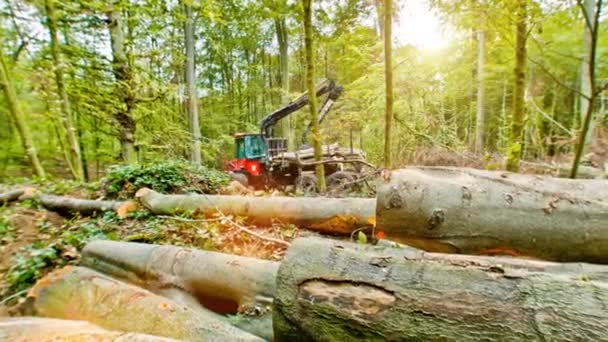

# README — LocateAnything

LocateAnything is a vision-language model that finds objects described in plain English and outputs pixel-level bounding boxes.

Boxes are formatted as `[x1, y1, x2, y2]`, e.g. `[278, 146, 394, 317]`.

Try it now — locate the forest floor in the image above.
[0, 169, 333, 316]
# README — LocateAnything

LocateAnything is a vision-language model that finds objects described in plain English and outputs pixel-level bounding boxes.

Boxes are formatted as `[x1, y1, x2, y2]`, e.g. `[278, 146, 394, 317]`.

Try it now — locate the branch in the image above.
[527, 56, 590, 100]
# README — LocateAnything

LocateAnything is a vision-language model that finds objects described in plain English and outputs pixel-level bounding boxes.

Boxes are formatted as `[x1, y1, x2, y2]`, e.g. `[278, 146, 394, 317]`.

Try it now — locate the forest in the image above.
[0, 0, 607, 340]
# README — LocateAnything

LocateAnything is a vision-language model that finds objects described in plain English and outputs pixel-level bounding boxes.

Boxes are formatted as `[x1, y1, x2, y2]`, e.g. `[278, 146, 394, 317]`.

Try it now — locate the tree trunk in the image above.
[302, 0, 326, 191]
[383, 0, 393, 169]
[0, 317, 177, 341]
[0, 37, 46, 178]
[81, 240, 277, 340]
[27, 266, 263, 341]
[275, 17, 292, 148]
[570, 0, 603, 178]
[184, 3, 201, 165]
[273, 237, 608, 341]
[35, 194, 136, 217]
[474, 24, 486, 154]
[136, 188, 375, 234]
[579, 0, 596, 153]
[0, 188, 30, 204]
[375, 167, 608, 263]
[44, 0, 84, 181]
[81, 240, 279, 313]
[506, 0, 527, 172]
[108, 1, 137, 164]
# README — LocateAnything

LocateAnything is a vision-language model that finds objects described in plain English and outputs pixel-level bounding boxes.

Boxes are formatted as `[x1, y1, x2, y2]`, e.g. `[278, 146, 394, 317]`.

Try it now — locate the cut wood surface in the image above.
[136, 188, 376, 234]
[27, 266, 263, 341]
[0, 317, 177, 341]
[274, 237, 608, 341]
[81, 240, 279, 313]
[376, 167, 608, 263]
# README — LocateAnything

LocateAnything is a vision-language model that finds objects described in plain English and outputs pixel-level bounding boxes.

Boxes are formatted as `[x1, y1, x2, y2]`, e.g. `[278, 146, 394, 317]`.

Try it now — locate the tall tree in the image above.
[0, 38, 46, 178]
[184, 2, 201, 165]
[44, 0, 84, 180]
[571, 0, 604, 178]
[383, 0, 393, 168]
[577, 0, 597, 156]
[108, 0, 137, 164]
[274, 6, 291, 147]
[474, 16, 485, 154]
[506, 0, 528, 172]
[302, 0, 326, 191]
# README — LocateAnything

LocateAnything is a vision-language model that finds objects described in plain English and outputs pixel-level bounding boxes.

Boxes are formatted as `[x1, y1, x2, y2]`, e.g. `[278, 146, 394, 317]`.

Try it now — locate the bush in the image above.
[102, 162, 230, 199]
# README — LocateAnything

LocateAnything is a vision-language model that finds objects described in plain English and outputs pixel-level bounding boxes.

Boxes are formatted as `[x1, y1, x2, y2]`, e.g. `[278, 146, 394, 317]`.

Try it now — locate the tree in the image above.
[506, 0, 528, 172]
[302, 0, 326, 191]
[0, 36, 46, 178]
[571, 0, 604, 178]
[383, 0, 393, 168]
[474, 15, 485, 154]
[108, 0, 137, 164]
[44, 0, 84, 181]
[184, 2, 202, 165]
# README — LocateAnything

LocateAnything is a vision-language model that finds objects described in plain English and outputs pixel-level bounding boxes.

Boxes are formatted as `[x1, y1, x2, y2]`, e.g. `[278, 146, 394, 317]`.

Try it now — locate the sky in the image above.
[394, 0, 451, 51]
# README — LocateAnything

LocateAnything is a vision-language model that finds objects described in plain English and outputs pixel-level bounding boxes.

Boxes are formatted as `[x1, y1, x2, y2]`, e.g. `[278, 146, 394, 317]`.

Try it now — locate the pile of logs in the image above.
[1, 167, 607, 340]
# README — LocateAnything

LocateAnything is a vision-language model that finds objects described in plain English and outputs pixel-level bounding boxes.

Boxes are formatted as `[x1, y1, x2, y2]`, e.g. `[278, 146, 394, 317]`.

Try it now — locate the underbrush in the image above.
[102, 162, 230, 199]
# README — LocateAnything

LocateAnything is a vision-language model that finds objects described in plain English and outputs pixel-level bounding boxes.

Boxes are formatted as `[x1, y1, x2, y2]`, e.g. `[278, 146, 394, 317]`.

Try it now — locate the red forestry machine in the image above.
[224, 79, 373, 192]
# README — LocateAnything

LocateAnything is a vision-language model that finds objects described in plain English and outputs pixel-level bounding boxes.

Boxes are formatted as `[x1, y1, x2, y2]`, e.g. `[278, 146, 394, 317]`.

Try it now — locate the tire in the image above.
[295, 173, 318, 193]
[230, 172, 249, 187]
[326, 171, 358, 193]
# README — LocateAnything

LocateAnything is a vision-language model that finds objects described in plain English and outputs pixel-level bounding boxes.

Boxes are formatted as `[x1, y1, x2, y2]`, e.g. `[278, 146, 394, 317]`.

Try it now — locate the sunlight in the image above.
[394, 0, 451, 51]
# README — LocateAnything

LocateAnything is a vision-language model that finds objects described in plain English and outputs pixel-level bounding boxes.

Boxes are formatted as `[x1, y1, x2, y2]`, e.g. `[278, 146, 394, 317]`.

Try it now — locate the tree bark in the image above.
[0, 188, 29, 204]
[184, 2, 201, 165]
[0, 35, 46, 178]
[506, 0, 527, 172]
[27, 266, 263, 341]
[81, 240, 276, 340]
[136, 188, 376, 234]
[108, 1, 137, 164]
[81, 240, 279, 313]
[275, 16, 292, 148]
[0, 317, 177, 341]
[274, 237, 608, 341]
[375, 167, 608, 263]
[383, 0, 393, 169]
[579, 0, 596, 153]
[302, 0, 326, 191]
[34, 193, 135, 218]
[570, 0, 603, 178]
[44, 0, 84, 181]
[475, 23, 486, 154]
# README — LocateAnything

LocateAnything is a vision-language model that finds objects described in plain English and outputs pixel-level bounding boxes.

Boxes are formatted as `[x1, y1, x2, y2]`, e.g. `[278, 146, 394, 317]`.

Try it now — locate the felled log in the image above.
[35, 194, 137, 218]
[0, 188, 31, 204]
[0, 317, 177, 341]
[136, 188, 375, 234]
[82, 240, 278, 312]
[376, 167, 608, 263]
[274, 237, 608, 341]
[26, 266, 263, 341]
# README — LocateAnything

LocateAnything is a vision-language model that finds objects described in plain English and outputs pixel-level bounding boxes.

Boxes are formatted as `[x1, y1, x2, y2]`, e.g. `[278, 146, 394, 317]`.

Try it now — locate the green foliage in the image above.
[102, 162, 229, 198]
[6, 243, 61, 294]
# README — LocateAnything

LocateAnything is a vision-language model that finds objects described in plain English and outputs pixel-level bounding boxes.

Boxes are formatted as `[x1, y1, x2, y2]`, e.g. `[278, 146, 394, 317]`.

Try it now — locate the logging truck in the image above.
[224, 79, 373, 192]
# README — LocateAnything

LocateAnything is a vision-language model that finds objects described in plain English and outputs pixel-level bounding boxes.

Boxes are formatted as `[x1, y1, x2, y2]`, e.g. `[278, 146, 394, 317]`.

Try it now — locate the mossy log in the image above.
[0, 317, 177, 341]
[136, 188, 376, 234]
[274, 237, 608, 341]
[376, 167, 608, 263]
[26, 266, 263, 341]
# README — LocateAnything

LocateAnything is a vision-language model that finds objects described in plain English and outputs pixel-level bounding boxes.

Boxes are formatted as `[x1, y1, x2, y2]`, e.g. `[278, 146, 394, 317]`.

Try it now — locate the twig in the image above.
[217, 213, 291, 247]
[157, 215, 222, 223]
[0, 289, 28, 305]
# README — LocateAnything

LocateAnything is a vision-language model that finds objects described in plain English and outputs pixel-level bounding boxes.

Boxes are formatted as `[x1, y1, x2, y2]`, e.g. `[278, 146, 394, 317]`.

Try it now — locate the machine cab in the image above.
[234, 133, 267, 160]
